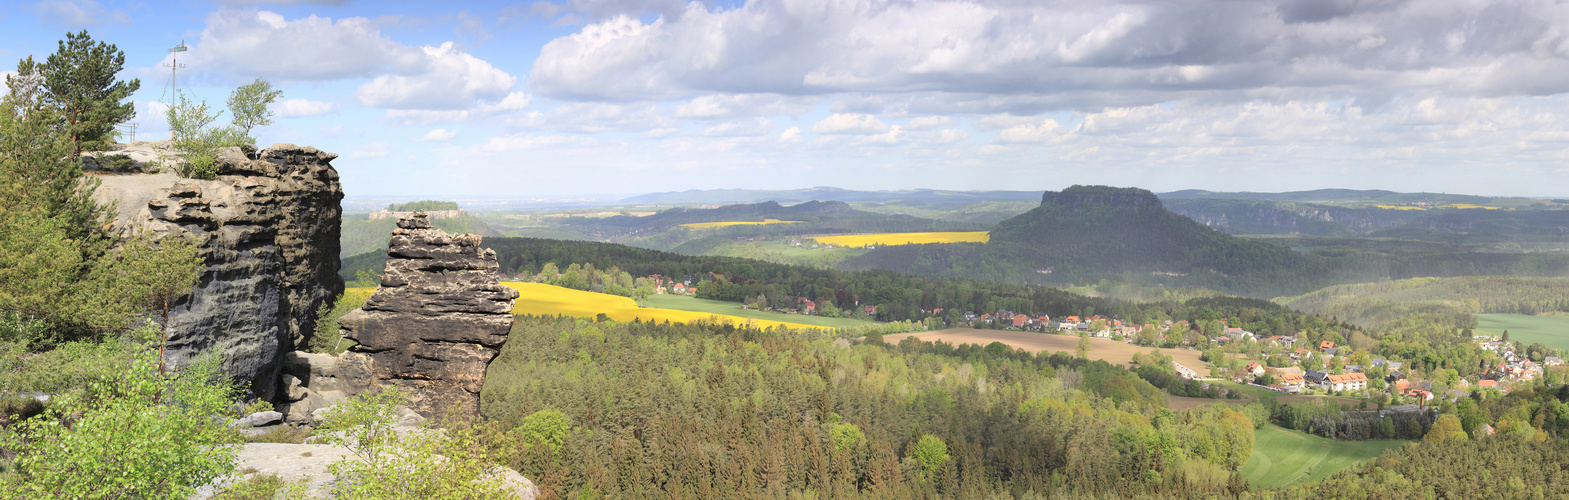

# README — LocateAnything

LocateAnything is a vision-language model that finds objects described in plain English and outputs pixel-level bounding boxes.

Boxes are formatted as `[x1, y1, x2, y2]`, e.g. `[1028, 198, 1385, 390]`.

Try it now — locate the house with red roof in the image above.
[1325, 372, 1368, 392]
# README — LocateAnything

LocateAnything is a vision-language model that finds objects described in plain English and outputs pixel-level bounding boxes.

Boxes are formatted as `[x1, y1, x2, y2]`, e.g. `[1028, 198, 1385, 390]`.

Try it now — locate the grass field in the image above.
[679, 219, 803, 229]
[498, 283, 827, 330]
[882, 329, 1207, 370]
[1476, 313, 1569, 351]
[811, 231, 990, 248]
[1240, 424, 1407, 488]
[641, 294, 882, 329]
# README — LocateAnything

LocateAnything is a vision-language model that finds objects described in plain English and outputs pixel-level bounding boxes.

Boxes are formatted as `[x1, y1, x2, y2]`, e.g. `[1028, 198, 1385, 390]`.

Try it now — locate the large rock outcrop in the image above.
[91, 142, 344, 400]
[334, 212, 518, 418]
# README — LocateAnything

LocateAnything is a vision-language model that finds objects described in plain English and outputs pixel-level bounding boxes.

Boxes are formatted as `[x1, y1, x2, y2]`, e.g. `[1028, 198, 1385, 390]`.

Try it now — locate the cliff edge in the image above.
[91, 142, 344, 400]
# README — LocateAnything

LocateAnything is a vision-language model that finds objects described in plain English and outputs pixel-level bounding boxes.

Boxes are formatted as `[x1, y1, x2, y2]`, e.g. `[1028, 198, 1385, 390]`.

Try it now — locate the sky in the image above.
[3, 0, 1569, 199]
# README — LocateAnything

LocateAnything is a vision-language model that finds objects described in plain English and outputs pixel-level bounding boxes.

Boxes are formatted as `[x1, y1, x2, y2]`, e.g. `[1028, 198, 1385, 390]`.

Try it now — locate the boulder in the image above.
[240, 411, 284, 428]
[338, 212, 518, 419]
[91, 143, 343, 401]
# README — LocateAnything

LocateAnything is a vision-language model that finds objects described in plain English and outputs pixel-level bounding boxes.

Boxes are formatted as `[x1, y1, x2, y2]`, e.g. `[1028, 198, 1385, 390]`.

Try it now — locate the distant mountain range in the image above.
[620, 187, 1044, 206]
[841, 185, 1569, 297]
[624, 187, 1560, 207]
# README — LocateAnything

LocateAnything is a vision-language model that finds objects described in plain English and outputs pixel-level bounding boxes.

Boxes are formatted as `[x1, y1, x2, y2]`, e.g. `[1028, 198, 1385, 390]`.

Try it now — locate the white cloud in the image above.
[810, 113, 889, 135]
[528, 0, 1569, 108]
[994, 119, 1067, 144]
[932, 128, 968, 145]
[645, 127, 680, 138]
[275, 99, 337, 118]
[977, 114, 1038, 131]
[355, 42, 518, 110]
[419, 129, 457, 142]
[182, 11, 420, 81]
[350, 142, 390, 158]
[384, 92, 533, 126]
[33, 0, 130, 26]
[672, 94, 818, 119]
[779, 126, 802, 143]
[702, 118, 774, 137]
[855, 125, 906, 146]
[904, 116, 952, 131]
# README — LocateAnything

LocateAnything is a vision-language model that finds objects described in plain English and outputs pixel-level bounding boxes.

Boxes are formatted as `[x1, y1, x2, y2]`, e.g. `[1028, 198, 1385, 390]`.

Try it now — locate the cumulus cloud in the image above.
[384, 92, 532, 126]
[356, 42, 517, 109]
[703, 118, 774, 137]
[994, 119, 1068, 144]
[529, 0, 1569, 108]
[275, 99, 337, 118]
[779, 126, 802, 143]
[932, 128, 968, 145]
[181, 11, 420, 81]
[903, 116, 952, 131]
[419, 128, 457, 142]
[810, 113, 889, 135]
[672, 94, 817, 119]
[180, 10, 519, 111]
[33, 0, 130, 26]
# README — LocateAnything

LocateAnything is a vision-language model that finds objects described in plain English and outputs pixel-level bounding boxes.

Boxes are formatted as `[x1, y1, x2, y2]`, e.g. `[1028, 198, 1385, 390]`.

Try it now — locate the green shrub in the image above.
[210, 473, 312, 500]
[317, 388, 523, 499]
[0, 345, 242, 499]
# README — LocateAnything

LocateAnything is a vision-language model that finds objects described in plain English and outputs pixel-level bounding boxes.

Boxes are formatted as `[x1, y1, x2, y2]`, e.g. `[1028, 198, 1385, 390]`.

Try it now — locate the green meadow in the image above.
[1240, 424, 1408, 488]
[1476, 313, 1569, 351]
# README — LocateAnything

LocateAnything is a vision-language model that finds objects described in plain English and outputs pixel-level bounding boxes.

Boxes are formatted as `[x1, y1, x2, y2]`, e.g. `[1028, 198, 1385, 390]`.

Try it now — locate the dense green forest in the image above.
[1279, 276, 1569, 324]
[481, 315, 1259, 499]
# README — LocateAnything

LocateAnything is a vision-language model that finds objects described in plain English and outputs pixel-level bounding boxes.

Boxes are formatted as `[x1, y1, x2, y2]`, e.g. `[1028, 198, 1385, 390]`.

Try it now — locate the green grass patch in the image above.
[700, 239, 866, 268]
[1476, 313, 1569, 351]
[641, 294, 882, 329]
[1240, 423, 1407, 488]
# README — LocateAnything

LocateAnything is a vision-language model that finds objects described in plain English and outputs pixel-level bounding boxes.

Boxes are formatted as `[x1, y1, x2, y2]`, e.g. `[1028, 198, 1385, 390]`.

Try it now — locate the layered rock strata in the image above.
[91, 143, 344, 400]
[334, 212, 519, 419]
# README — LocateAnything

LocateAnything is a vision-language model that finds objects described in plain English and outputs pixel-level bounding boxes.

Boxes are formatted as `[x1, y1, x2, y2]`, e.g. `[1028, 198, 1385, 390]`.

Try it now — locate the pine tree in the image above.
[41, 30, 140, 158]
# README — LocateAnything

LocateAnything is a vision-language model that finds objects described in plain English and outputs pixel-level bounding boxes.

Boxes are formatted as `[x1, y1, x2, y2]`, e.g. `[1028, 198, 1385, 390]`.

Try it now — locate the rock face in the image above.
[335, 213, 518, 419]
[91, 142, 344, 400]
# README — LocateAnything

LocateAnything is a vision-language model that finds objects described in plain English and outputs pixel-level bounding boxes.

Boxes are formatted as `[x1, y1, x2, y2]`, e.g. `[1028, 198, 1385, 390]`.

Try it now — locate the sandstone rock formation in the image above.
[91, 142, 344, 400]
[334, 212, 518, 419]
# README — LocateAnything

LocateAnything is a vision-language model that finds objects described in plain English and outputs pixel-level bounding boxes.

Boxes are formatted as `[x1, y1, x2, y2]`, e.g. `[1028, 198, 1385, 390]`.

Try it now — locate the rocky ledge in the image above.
[91, 143, 344, 401]
[334, 212, 519, 419]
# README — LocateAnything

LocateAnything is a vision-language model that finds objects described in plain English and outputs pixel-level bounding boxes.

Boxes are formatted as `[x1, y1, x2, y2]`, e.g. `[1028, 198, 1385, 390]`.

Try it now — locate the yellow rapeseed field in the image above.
[679, 219, 804, 229]
[501, 282, 825, 330]
[811, 231, 990, 248]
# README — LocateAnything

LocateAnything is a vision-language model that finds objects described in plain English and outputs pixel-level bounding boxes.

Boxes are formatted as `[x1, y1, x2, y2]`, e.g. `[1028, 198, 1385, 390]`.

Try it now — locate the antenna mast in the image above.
[163, 41, 188, 140]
